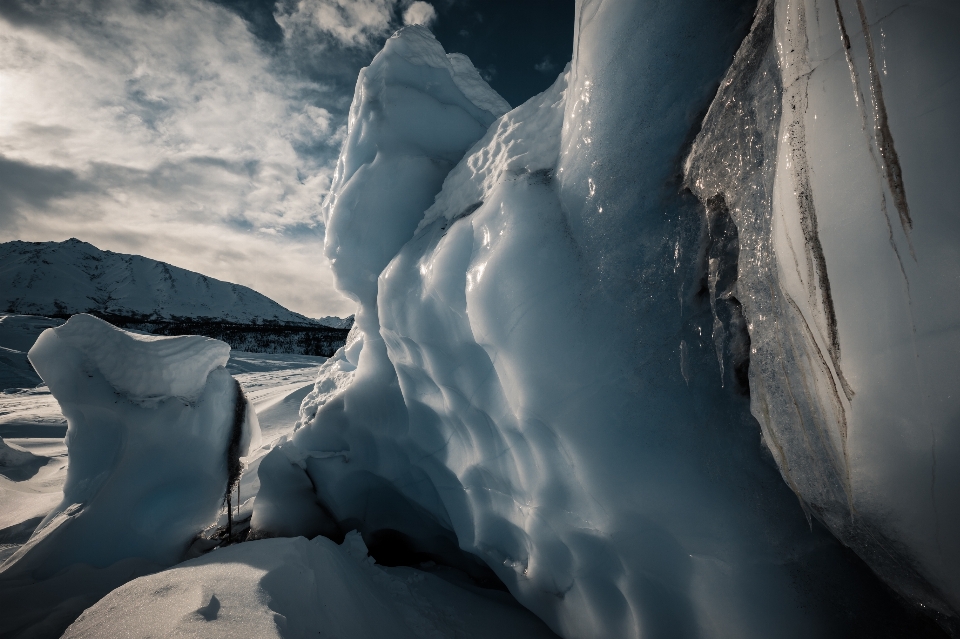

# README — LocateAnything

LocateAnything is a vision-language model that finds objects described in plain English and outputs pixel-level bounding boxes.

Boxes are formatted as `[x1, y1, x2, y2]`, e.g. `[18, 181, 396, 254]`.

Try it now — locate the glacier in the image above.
[686, 0, 960, 628]
[0, 1, 953, 637]
[250, 6, 958, 638]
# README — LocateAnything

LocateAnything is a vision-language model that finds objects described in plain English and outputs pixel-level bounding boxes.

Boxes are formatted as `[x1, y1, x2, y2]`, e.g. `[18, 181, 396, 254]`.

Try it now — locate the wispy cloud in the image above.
[534, 55, 556, 73]
[0, 0, 434, 317]
[275, 0, 396, 48]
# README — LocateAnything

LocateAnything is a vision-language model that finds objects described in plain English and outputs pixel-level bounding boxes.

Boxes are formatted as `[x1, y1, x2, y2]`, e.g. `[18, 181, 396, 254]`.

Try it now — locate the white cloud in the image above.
[0, 0, 360, 317]
[275, 0, 396, 48]
[402, 2, 437, 27]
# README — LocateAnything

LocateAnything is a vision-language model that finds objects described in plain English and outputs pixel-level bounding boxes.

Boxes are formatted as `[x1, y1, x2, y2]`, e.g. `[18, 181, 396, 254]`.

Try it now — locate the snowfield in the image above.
[0, 321, 327, 638]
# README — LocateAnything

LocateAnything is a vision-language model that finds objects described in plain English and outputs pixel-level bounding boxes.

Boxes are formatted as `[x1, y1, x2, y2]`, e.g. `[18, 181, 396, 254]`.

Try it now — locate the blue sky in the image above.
[0, 0, 572, 318]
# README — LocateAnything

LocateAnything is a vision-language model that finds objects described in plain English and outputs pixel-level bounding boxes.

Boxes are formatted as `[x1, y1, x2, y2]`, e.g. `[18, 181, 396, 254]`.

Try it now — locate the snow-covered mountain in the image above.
[315, 315, 355, 330]
[0, 239, 322, 325]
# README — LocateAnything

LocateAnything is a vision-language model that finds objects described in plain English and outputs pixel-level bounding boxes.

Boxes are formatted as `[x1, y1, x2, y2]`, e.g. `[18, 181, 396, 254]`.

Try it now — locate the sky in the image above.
[0, 0, 573, 318]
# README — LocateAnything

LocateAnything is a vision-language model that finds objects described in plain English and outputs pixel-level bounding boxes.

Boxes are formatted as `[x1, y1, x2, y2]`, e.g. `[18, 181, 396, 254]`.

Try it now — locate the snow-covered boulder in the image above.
[1, 314, 260, 581]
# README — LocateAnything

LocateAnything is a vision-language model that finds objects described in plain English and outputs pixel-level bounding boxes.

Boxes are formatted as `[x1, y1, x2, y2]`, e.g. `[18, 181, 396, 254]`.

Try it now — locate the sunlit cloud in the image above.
[0, 0, 423, 318]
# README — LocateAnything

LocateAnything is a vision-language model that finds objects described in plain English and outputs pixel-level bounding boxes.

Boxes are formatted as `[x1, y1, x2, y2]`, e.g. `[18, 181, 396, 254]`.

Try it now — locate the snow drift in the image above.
[64, 531, 558, 639]
[253, 11, 956, 639]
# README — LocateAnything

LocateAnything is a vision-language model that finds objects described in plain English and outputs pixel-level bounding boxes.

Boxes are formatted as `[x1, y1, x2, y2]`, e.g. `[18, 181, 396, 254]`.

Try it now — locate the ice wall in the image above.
[253, 8, 949, 639]
[1, 314, 260, 581]
[686, 0, 960, 627]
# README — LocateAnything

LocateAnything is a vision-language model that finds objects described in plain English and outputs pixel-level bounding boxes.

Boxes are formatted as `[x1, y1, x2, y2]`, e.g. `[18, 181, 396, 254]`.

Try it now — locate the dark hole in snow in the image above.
[364, 528, 509, 591]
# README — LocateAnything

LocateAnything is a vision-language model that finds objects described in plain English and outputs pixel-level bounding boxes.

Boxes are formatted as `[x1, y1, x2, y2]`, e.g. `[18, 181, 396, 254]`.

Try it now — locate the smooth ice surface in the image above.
[254, 9, 946, 639]
[686, 0, 960, 626]
[64, 532, 559, 639]
[0, 239, 317, 324]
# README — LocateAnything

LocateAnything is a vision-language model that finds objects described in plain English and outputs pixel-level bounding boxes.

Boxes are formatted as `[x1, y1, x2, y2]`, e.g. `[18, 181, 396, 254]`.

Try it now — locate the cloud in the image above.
[479, 65, 497, 82]
[0, 0, 359, 317]
[402, 2, 437, 27]
[0, 156, 92, 219]
[275, 0, 396, 49]
[534, 55, 556, 73]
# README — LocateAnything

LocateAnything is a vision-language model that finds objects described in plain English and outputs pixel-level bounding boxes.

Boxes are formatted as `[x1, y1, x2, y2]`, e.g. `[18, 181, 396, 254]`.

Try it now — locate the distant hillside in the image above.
[0, 240, 354, 358]
[0, 239, 319, 325]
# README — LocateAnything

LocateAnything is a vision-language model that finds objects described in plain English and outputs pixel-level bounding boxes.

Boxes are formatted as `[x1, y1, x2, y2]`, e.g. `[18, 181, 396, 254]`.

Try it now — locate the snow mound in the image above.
[64, 532, 558, 639]
[48, 313, 231, 406]
[1, 314, 260, 583]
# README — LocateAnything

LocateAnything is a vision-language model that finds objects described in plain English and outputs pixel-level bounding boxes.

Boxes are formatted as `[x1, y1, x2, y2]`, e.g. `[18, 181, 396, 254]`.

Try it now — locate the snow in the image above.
[0, 239, 318, 324]
[0, 340, 327, 637]
[314, 314, 356, 330]
[64, 532, 558, 639]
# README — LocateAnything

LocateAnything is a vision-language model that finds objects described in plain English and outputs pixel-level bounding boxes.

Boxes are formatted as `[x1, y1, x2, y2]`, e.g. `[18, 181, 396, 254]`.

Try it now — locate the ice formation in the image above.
[0, 314, 259, 632]
[64, 531, 558, 639]
[252, 11, 955, 639]
[0, 0, 950, 637]
[685, 0, 960, 626]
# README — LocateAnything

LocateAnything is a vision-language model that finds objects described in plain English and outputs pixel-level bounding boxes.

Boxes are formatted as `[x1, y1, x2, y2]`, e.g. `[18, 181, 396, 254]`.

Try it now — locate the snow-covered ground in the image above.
[0, 320, 557, 638]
